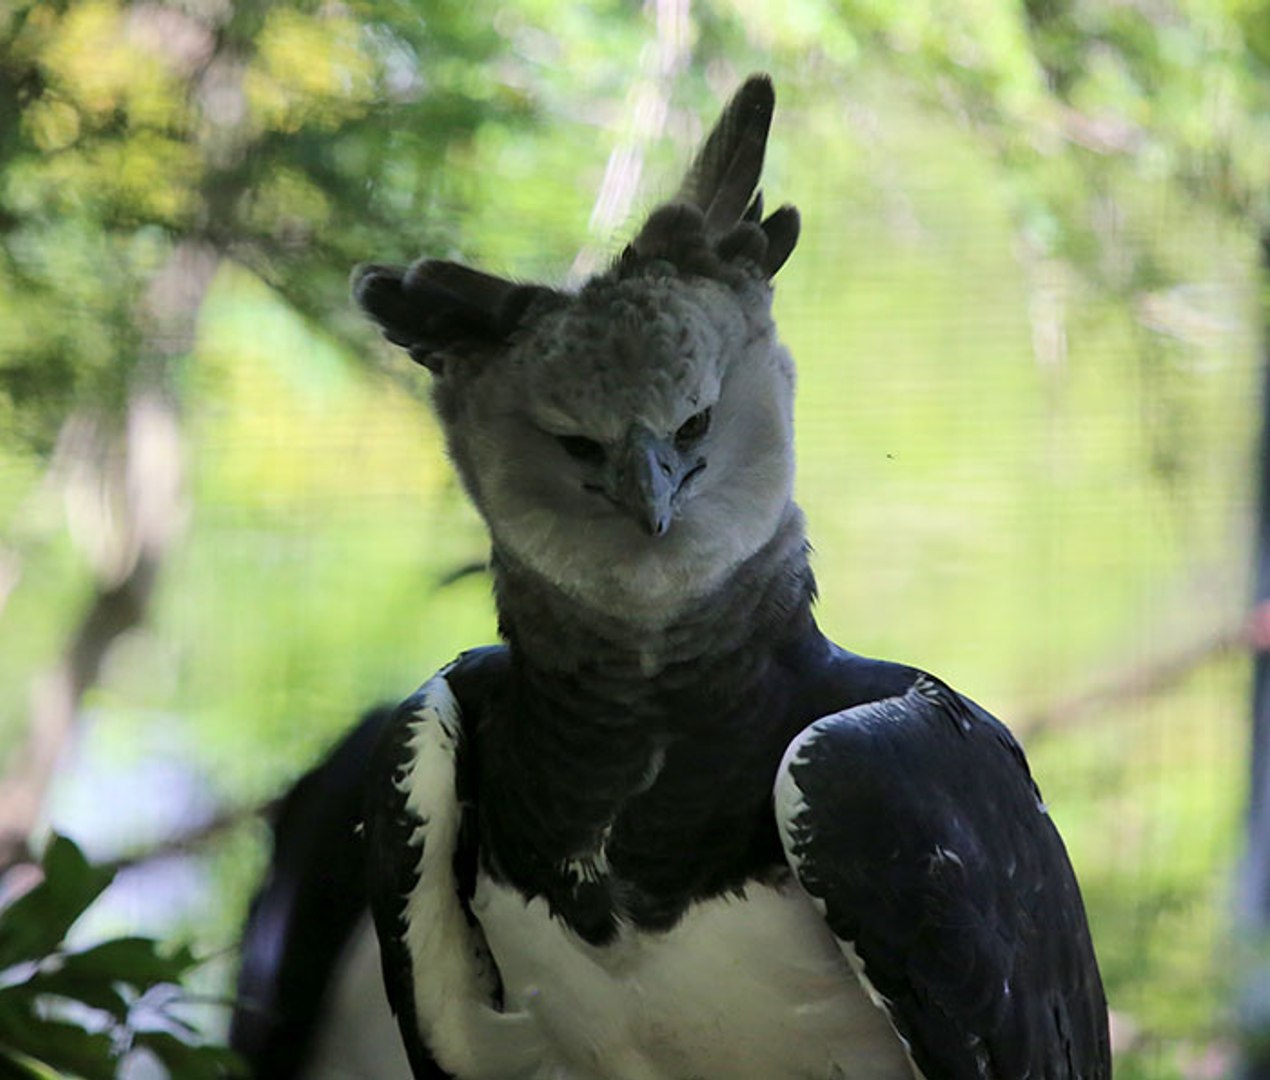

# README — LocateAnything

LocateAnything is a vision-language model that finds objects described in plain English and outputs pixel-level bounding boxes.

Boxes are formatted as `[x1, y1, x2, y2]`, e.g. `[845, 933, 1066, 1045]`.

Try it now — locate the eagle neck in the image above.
[477, 507, 820, 932]
[489, 505, 817, 719]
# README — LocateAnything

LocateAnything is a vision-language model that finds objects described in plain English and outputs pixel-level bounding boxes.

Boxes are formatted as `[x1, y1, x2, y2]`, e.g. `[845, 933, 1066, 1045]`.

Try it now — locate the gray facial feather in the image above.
[434, 272, 794, 620]
[355, 74, 802, 622]
[524, 277, 727, 439]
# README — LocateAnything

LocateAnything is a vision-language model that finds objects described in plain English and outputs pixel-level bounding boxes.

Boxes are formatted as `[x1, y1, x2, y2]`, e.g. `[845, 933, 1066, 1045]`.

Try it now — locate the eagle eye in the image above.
[675, 408, 712, 449]
[557, 434, 606, 465]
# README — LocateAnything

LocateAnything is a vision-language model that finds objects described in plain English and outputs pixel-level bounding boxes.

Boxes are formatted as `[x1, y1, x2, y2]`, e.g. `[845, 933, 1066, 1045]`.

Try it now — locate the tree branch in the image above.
[100, 795, 283, 878]
[1015, 618, 1250, 741]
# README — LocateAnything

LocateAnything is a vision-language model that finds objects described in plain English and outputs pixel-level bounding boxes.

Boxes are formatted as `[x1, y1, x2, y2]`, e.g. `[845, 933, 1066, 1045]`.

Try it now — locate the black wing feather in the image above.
[779, 674, 1110, 1080]
[229, 706, 394, 1078]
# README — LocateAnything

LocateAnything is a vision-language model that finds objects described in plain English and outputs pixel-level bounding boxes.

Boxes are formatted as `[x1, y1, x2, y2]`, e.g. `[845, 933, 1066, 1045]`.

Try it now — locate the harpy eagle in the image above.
[237, 74, 1110, 1080]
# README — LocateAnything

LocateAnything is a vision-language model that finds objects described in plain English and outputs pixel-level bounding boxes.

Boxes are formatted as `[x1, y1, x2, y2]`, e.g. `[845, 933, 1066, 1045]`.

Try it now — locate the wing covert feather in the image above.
[775, 674, 1110, 1080]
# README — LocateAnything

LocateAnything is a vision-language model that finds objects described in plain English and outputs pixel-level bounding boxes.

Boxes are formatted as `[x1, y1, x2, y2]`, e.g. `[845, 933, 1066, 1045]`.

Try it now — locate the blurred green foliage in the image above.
[0, 833, 243, 1077]
[0, 0, 1267, 1076]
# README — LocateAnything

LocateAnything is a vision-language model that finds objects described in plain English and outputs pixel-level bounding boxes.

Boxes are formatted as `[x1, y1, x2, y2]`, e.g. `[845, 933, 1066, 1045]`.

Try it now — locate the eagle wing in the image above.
[364, 666, 541, 1080]
[774, 673, 1111, 1080]
[230, 706, 403, 1078]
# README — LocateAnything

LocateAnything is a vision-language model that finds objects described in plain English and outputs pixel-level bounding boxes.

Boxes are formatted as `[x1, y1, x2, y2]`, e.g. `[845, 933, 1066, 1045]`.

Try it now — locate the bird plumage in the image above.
[237, 72, 1110, 1080]
[776, 676, 1110, 1078]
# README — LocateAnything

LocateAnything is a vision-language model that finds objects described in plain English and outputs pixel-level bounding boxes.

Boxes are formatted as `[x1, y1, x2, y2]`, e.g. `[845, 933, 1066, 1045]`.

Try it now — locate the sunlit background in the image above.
[0, 0, 1265, 1076]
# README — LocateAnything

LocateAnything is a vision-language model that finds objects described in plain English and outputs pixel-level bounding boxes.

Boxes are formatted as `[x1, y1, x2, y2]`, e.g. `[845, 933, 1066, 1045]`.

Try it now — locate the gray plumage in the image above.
[354, 75, 802, 623]
[344, 73, 1110, 1080]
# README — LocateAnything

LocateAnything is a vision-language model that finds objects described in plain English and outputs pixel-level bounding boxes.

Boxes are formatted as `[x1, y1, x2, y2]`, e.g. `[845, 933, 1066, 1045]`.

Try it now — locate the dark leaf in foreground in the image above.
[0, 836, 115, 971]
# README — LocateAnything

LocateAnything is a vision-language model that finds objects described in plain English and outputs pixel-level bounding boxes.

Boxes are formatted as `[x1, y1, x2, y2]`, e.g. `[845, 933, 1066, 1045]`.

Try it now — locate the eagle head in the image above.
[353, 75, 801, 619]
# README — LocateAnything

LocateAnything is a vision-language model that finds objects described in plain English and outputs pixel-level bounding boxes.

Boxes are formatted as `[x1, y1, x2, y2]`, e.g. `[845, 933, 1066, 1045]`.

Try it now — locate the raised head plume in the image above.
[630, 74, 800, 280]
[354, 73, 800, 373]
[676, 74, 774, 237]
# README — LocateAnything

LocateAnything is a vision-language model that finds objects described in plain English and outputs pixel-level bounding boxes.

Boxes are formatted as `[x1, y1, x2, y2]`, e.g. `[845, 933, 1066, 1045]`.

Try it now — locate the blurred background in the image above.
[0, 0, 1266, 1076]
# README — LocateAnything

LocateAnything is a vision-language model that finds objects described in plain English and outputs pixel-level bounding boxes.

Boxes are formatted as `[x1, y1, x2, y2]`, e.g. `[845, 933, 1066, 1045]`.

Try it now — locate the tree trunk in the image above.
[1239, 227, 1270, 1078]
[0, 241, 219, 872]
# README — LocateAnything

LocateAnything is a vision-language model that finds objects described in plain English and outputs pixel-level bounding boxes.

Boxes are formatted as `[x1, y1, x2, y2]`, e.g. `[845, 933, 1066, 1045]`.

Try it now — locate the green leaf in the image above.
[0, 934, 199, 1030]
[0, 1010, 115, 1080]
[57, 937, 197, 993]
[0, 1045, 55, 1079]
[0, 979, 129, 1027]
[131, 1031, 247, 1079]
[0, 836, 115, 971]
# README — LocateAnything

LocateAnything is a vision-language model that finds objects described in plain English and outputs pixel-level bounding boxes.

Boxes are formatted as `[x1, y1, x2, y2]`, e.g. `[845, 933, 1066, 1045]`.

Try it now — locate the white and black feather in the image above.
[776, 675, 1110, 1080]
[365, 673, 544, 1079]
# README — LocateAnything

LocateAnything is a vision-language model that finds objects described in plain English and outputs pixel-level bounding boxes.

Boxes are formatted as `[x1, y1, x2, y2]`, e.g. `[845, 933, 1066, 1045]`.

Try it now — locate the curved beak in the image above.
[611, 427, 683, 538]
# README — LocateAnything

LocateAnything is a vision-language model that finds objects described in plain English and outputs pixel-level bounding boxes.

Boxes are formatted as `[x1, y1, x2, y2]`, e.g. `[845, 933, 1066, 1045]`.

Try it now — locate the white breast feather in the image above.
[472, 877, 915, 1080]
[396, 675, 544, 1078]
[393, 683, 920, 1079]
